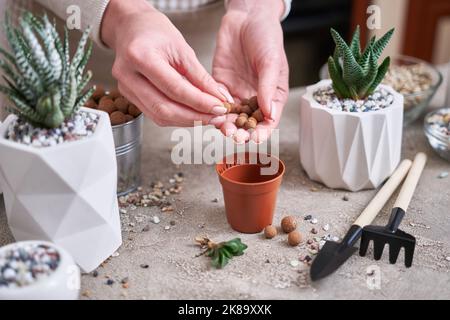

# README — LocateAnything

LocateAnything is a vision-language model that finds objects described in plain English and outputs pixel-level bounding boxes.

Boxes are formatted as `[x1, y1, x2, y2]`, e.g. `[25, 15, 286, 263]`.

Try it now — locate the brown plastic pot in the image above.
[216, 153, 285, 233]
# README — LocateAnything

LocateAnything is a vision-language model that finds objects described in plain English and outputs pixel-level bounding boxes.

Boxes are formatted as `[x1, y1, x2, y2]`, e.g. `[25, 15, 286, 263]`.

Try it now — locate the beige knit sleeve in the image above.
[35, 0, 111, 49]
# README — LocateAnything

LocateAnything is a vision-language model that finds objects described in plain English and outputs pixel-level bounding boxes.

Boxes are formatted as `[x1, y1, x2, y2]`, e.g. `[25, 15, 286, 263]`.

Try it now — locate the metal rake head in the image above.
[359, 225, 416, 267]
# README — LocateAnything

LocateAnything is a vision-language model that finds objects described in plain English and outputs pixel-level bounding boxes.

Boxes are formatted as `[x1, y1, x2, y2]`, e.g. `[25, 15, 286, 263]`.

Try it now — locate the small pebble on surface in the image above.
[438, 172, 449, 179]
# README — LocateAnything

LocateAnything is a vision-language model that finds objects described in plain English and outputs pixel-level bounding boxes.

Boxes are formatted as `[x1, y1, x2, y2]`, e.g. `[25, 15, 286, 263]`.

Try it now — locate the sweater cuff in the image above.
[224, 0, 292, 21]
[87, 0, 111, 50]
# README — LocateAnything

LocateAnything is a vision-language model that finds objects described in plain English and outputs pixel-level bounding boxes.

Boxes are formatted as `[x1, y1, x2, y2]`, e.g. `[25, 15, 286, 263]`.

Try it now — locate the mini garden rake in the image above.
[359, 153, 427, 267]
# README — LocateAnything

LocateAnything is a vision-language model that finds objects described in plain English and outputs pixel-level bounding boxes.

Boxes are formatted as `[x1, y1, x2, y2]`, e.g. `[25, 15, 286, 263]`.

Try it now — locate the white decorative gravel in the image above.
[313, 86, 394, 112]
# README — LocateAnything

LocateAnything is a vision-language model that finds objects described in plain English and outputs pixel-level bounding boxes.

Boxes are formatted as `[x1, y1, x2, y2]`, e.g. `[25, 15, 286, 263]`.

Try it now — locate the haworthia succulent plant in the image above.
[0, 11, 94, 128]
[328, 26, 394, 100]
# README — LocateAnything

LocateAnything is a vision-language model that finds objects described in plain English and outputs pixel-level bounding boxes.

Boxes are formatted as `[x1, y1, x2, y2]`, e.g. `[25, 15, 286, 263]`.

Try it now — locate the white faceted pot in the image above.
[299, 80, 404, 191]
[0, 108, 122, 272]
[0, 241, 80, 300]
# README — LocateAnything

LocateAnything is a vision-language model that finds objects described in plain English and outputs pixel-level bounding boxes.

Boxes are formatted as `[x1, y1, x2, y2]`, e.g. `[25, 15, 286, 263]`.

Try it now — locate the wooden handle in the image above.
[393, 153, 427, 211]
[354, 159, 412, 227]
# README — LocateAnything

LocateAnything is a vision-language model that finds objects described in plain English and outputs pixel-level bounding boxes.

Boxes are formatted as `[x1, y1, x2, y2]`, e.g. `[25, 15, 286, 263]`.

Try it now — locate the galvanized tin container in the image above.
[112, 113, 143, 196]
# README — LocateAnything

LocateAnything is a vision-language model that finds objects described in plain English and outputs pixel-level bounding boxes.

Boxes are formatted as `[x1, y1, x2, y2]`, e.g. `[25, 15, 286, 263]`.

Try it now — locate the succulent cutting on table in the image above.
[195, 237, 247, 269]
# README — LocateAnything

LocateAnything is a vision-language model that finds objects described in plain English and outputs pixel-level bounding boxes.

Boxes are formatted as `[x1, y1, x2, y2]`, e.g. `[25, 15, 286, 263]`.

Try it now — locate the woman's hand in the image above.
[101, 0, 233, 127]
[213, 0, 289, 143]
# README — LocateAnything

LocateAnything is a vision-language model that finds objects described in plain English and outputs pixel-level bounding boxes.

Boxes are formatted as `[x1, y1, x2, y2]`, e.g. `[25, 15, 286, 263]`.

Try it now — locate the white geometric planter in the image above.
[299, 80, 404, 191]
[0, 108, 122, 272]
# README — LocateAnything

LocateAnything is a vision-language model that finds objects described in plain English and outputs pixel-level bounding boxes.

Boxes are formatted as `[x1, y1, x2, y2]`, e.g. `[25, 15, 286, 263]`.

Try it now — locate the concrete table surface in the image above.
[1, 87, 449, 300]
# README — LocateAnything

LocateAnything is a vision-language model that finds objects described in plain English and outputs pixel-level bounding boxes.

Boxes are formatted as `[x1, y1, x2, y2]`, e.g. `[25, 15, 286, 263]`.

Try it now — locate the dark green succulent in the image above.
[0, 11, 94, 128]
[328, 26, 394, 100]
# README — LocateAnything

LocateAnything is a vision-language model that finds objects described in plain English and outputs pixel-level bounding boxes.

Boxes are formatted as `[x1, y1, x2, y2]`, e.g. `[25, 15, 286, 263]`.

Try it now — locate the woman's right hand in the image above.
[101, 0, 233, 128]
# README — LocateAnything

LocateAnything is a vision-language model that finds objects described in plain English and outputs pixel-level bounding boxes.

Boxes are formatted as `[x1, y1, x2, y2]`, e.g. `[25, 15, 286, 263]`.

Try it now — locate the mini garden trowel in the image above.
[359, 153, 427, 267]
[310, 159, 413, 281]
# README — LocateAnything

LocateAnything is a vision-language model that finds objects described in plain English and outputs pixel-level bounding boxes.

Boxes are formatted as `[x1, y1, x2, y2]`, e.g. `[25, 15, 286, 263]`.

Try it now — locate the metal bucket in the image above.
[112, 113, 143, 196]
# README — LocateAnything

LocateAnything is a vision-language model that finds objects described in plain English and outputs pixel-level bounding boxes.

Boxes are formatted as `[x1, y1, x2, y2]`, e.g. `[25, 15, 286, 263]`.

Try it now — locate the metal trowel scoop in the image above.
[310, 159, 413, 281]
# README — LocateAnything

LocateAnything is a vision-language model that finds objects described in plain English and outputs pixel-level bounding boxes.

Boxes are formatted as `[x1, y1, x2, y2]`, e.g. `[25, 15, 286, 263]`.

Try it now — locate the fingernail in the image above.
[218, 87, 234, 104]
[270, 101, 276, 121]
[212, 106, 227, 115]
[209, 115, 226, 126]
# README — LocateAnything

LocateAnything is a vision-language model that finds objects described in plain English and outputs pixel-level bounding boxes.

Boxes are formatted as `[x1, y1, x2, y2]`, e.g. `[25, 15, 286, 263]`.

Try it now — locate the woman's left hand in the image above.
[213, 0, 289, 143]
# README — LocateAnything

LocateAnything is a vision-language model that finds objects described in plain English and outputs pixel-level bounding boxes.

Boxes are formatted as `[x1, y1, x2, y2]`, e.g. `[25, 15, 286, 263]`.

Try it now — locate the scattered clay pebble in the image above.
[310, 218, 318, 224]
[288, 231, 302, 246]
[128, 104, 142, 117]
[212, 198, 219, 203]
[110, 111, 127, 126]
[264, 225, 277, 239]
[170, 220, 176, 226]
[281, 216, 297, 233]
[310, 228, 318, 234]
[438, 172, 449, 179]
[304, 215, 312, 221]
[342, 195, 349, 201]
[140, 264, 149, 269]
[151, 216, 160, 224]
[106, 279, 114, 286]
[323, 224, 330, 231]
[92, 270, 99, 278]
[121, 277, 129, 284]
[290, 260, 299, 267]
[114, 97, 129, 113]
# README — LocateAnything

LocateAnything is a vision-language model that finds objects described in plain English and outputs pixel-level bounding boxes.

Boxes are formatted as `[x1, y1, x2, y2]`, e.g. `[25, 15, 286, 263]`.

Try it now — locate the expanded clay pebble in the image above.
[244, 117, 257, 130]
[85, 99, 97, 109]
[110, 111, 127, 126]
[86, 87, 142, 126]
[98, 98, 116, 114]
[229, 96, 265, 129]
[114, 97, 129, 113]
[128, 104, 142, 118]
[92, 85, 105, 100]
[264, 225, 277, 239]
[248, 96, 259, 111]
[288, 231, 302, 246]
[281, 216, 297, 233]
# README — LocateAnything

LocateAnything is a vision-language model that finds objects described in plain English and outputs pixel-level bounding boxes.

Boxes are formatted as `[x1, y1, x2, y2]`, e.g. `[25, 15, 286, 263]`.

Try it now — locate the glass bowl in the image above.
[424, 107, 450, 162]
[319, 55, 443, 125]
